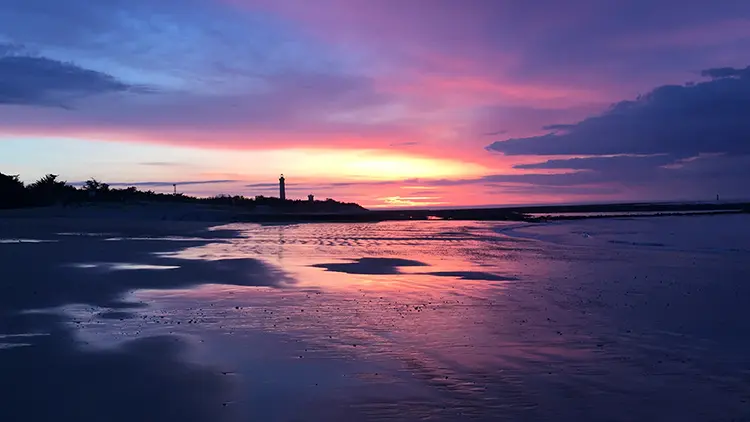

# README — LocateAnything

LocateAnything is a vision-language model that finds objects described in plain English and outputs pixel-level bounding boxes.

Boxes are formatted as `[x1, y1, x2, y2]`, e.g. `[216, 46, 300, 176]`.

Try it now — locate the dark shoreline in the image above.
[2, 201, 747, 224]
[232, 202, 750, 223]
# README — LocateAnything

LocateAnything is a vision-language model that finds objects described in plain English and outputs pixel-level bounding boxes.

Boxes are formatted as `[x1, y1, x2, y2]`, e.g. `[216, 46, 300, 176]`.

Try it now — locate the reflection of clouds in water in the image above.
[0, 238, 57, 243]
[313, 257, 429, 274]
[98, 310, 137, 320]
[0, 333, 50, 350]
[423, 271, 518, 281]
[104, 236, 223, 242]
[70, 262, 180, 271]
[57, 232, 116, 237]
[131, 218, 750, 420]
[3, 217, 750, 421]
[312, 257, 519, 282]
[0, 221, 294, 422]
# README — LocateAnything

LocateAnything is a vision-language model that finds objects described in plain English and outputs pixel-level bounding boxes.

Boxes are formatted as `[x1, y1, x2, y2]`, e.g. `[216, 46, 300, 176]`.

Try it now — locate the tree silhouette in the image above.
[84, 178, 101, 192]
[0, 173, 29, 208]
[27, 174, 75, 205]
[84, 178, 110, 193]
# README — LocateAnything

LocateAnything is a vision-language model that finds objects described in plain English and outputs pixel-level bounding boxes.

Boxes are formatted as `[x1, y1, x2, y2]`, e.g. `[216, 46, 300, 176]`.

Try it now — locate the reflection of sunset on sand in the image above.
[2, 215, 750, 420]
[6, 216, 731, 420]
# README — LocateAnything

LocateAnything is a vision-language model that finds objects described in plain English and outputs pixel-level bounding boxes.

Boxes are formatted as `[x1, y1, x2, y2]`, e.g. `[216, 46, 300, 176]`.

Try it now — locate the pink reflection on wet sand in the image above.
[60, 217, 750, 420]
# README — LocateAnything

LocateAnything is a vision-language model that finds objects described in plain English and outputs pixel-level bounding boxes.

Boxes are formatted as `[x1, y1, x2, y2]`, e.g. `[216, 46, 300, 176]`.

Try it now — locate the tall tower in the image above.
[279, 174, 286, 201]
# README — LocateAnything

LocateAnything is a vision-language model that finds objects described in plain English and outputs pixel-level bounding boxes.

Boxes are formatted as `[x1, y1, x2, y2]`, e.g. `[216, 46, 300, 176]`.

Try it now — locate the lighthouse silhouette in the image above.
[279, 174, 286, 201]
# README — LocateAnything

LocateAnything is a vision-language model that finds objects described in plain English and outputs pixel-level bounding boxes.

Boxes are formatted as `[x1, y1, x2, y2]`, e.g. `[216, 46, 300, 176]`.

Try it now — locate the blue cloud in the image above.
[701, 66, 750, 79]
[0, 47, 136, 107]
[514, 155, 674, 171]
[487, 66, 750, 158]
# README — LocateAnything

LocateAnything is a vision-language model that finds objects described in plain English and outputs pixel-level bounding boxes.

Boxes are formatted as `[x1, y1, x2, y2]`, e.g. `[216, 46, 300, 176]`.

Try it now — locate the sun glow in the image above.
[199, 147, 486, 181]
[339, 152, 484, 180]
[372, 196, 448, 208]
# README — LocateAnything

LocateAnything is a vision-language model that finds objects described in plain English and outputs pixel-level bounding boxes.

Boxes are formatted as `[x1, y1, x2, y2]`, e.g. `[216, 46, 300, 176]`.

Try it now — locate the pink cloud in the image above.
[378, 75, 605, 109]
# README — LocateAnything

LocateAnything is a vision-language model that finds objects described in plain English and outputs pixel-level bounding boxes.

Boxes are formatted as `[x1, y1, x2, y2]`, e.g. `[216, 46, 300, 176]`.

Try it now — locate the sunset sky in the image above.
[1, 0, 749, 207]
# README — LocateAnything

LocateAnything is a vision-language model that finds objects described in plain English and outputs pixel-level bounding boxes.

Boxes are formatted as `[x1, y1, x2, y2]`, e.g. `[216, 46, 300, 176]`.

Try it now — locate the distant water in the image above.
[3, 215, 750, 421]
[527, 209, 740, 218]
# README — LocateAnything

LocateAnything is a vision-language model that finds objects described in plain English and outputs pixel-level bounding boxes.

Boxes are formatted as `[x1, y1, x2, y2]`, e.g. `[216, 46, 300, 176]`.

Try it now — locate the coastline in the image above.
[1, 200, 747, 224]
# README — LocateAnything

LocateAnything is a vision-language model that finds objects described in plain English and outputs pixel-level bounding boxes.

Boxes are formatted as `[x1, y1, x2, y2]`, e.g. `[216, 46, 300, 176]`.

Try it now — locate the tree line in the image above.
[0, 173, 364, 212]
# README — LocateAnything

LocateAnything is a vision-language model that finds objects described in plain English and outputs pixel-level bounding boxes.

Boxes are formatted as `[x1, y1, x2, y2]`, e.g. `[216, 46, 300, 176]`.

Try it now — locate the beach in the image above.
[1, 211, 749, 421]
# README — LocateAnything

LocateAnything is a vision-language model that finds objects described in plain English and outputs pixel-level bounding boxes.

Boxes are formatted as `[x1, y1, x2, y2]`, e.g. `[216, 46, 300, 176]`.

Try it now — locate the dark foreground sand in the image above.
[0, 217, 262, 422]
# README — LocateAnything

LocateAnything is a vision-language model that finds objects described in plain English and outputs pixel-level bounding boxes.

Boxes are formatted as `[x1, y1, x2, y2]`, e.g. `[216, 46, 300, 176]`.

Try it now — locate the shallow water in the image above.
[2, 216, 750, 421]
[527, 209, 740, 218]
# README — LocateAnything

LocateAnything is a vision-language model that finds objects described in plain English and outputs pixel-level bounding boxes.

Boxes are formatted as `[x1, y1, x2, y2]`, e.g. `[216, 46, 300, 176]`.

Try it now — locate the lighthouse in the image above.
[279, 174, 286, 201]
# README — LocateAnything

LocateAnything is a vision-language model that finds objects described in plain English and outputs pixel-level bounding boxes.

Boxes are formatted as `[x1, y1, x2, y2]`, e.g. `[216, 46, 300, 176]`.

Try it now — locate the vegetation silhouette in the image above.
[0, 173, 29, 208]
[3, 172, 747, 221]
[0, 172, 364, 213]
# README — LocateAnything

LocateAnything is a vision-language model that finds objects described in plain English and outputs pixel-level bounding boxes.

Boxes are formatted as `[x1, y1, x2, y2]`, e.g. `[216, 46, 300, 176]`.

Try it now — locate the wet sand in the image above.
[1, 215, 749, 421]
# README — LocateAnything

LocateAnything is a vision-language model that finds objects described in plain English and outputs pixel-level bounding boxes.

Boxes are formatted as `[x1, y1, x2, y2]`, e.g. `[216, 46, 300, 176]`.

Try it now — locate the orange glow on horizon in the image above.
[372, 196, 448, 208]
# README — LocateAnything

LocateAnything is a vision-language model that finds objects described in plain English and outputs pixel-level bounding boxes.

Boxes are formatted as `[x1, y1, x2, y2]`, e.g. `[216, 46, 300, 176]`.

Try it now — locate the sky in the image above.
[1, 0, 749, 208]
